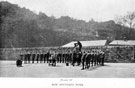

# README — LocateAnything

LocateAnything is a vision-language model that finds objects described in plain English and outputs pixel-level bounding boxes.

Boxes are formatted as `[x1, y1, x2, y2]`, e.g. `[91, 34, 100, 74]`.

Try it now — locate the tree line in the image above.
[0, 1, 135, 48]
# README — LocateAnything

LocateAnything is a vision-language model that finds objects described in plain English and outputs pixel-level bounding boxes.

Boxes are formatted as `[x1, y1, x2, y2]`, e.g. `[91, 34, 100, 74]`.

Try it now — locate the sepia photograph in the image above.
[0, 0, 135, 88]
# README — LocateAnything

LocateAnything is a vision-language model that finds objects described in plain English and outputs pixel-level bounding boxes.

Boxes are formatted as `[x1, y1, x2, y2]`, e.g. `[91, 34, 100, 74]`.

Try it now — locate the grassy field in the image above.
[0, 61, 135, 78]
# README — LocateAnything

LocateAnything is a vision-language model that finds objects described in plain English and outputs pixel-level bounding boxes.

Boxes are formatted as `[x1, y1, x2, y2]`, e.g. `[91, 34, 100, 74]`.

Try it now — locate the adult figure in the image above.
[77, 41, 82, 52]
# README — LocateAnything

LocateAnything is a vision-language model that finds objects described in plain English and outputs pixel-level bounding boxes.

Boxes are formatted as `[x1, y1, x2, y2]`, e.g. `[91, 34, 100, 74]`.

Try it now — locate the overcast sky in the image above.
[1, 0, 135, 21]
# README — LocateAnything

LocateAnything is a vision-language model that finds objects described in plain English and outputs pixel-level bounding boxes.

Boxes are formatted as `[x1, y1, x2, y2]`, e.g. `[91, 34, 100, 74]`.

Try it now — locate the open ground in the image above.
[0, 61, 135, 78]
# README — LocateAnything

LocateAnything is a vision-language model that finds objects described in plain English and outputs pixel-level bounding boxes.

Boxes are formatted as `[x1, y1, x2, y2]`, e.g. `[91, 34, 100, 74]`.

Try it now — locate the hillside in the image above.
[0, 1, 135, 48]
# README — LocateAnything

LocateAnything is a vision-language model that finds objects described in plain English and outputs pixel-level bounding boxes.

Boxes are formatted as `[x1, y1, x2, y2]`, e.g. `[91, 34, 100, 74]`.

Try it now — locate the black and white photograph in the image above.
[0, 0, 135, 88]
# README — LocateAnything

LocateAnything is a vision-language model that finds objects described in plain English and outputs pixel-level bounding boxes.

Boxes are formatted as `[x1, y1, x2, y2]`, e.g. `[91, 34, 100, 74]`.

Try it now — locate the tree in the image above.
[115, 11, 135, 40]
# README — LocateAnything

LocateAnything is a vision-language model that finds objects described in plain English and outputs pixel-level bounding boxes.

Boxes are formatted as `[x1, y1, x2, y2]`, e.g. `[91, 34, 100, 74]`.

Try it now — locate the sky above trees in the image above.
[1, 0, 135, 21]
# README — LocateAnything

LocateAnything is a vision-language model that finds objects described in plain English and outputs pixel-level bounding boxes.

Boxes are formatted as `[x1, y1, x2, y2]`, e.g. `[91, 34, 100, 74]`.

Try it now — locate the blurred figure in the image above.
[16, 55, 23, 67]
[48, 51, 56, 66]
[24, 52, 27, 64]
[77, 41, 82, 52]
[27, 51, 31, 64]
[32, 52, 35, 63]
[81, 51, 87, 70]
[36, 52, 39, 63]
[101, 51, 105, 66]
[46, 51, 50, 63]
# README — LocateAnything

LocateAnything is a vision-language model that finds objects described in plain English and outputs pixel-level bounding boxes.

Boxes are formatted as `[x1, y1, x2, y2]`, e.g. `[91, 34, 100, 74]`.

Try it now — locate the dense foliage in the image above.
[105, 47, 135, 63]
[0, 1, 135, 48]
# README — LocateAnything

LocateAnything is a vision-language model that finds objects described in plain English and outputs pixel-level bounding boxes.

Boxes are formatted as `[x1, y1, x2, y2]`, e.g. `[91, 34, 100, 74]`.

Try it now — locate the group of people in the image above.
[17, 51, 73, 65]
[71, 41, 105, 70]
[16, 41, 105, 70]
[81, 50, 105, 70]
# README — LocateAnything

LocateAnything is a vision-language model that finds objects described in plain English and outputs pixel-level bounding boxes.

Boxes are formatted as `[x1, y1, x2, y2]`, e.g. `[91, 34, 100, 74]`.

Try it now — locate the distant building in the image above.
[109, 40, 135, 46]
[61, 40, 107, 48]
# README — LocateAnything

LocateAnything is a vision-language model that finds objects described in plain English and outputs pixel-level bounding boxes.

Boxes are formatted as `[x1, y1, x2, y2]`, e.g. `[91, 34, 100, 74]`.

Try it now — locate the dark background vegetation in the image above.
[1, 1, 135, 48]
